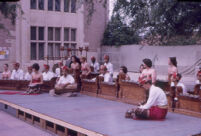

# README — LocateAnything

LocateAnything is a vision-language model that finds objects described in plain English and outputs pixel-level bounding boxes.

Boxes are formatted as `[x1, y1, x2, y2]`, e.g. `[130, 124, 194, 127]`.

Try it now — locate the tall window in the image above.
[30, 0, 36, 9]
[55, 0, 61, 11]
[31, 43, 37, 60]
[30, 26, 45, 60]
[63, 28, 77, 57]
[71, 0, 76, 13]
[64, 43, 69, 56]
[48, 27, 53, 41]
[48, 0, 53, 11]
[71, 28, 76, 41]
[47, 27, 61, 60]
[38, 0, 44, 10]
[64, 28, 69, 41]
[55, 28, 61, 41]
[71, 43, 76, 55]
[38, 43, 44, 60]
[64, 0, 70, 12]
[38, 27, 44, 40]
[31, 26, 36, 40]
[55, 43, 61, 58]
[48, 43, 54, 59]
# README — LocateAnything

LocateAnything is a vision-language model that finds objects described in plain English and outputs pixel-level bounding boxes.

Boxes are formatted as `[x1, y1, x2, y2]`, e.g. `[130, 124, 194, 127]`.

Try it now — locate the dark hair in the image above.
[52, 63, 59, 73]
[32, 63, 40, 71]
[143, 58, 152, 68]
[144, 80, 152, 85]
[169, 57, 177, 67]
[120, 66, 128, 74]
[70, 55, 81, 65]
[4, 64, 8, 67]
[177, 73, 182, 80]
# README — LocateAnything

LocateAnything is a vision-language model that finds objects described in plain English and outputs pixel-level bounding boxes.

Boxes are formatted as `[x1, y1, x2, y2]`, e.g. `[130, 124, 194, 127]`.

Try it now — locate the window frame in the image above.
[30, 26, 45, 60]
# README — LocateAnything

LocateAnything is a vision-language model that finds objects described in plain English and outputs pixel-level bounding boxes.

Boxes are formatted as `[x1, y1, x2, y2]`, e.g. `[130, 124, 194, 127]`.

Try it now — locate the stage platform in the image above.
[0, 90, 201, 136]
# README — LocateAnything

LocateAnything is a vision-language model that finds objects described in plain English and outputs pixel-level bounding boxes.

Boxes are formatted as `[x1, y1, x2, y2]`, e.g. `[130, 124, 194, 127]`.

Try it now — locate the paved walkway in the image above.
[0, 111, 55, 136]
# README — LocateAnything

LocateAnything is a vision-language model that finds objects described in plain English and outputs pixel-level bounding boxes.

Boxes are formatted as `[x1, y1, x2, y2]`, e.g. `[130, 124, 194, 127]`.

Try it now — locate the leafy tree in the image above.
[102, 13, 140, 46]
[0, 2, 18, 27]
[103, 0, 201, 46]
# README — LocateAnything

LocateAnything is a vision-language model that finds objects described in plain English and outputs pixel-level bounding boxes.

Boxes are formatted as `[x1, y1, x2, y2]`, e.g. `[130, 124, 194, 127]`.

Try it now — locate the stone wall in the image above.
[0, 13, 16, 72]
[101, 45, 201, 76]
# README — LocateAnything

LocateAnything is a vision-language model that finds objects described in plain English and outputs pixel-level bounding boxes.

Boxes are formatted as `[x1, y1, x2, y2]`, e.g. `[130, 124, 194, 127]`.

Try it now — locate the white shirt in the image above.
[100, 72, 113, 83]
[10, 69, 24, 80]
[91, 62, 99, 73]
[42, 71, 55, 81]
[55, 68, 61, 77]
[24, 72, 32, 81]
[140, 85, 167, 109]
[57, 75, 75, 85]
[195, 80, 200, 85]
[171, 82, 187, 94]
[104, 62, 113, 75]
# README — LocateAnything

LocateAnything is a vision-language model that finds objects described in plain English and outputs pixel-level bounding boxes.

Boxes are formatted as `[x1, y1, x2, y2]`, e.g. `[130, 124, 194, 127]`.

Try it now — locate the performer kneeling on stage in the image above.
[125, 80, 168, 120]
[26, 63, 43, 94]
[49, 66, 77, 96]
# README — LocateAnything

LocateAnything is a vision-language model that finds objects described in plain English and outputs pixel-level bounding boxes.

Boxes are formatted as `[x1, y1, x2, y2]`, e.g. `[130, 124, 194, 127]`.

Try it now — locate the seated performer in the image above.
[99, 65, 113, 82]
[139, 58, 156, 84]
[2, 64, 11, 80]
[170, 73, 187, 95]
[26, 63, 43, 94]
[24, 66, 33, 81]
[80, 56, 91, 78]
[42, 64, 54, 81]
[125, 80, 168, 120]
[90, 56, 99, 73]
[195, 68, 201, 85]
[10, 62, 24, 80]
[49, 66, 76, 96]
[70, 55, 81, 70]
[104, 55, 113, 76]
[168, 57, 178, 83]
[55, 62, 63, 77]
[139, 64, 145, 73]
[194, 69, 201, 95]
[119, 66, 130, 81]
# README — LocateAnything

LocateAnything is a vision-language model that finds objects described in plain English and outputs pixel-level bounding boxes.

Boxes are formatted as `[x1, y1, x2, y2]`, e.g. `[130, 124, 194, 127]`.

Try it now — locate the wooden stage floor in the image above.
[0, 90, 201, 136]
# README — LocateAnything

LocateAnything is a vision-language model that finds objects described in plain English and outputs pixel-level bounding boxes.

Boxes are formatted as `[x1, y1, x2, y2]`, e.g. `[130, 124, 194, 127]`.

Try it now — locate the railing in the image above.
[180, 58, 201, 75]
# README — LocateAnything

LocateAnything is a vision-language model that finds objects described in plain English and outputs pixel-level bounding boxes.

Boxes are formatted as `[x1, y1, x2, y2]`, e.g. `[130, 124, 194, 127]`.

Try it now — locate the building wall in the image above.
[101, 45, 201, 76]
[83, 1, 109, 61]
[6, 0, 108, 72]
[0, 0, 108, 72]
[15, 0, 86, 70]
[0, 13, 16, 72]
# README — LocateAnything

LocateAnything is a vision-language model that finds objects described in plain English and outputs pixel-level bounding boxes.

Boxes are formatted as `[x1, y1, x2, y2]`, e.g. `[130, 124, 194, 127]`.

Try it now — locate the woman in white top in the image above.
[139, 58, 156, 84]
[168, 57, 178, 83]
[103, 55, 113, 75]
[2, 64, 11, 80]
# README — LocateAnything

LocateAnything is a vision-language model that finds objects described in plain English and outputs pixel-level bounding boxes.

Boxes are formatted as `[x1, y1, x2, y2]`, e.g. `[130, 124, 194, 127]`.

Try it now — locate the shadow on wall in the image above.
[101, 45, 201, 75]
